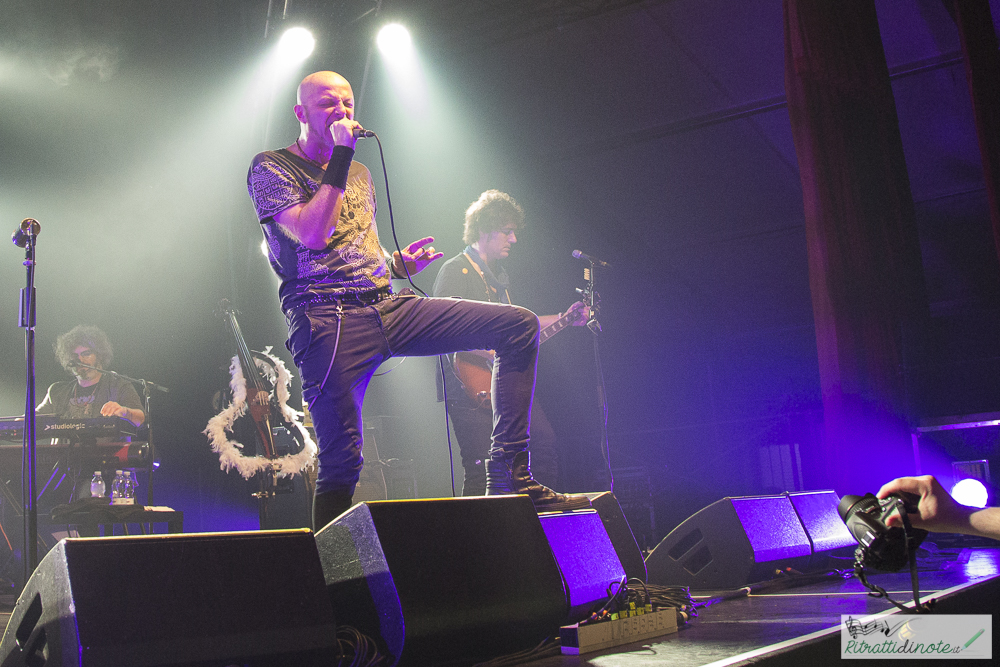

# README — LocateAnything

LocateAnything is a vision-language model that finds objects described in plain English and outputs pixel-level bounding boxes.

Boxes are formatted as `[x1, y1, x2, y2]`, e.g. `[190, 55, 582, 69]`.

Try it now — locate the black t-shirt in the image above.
[432, 248, 512, 305]
[36, 374, 143, 419]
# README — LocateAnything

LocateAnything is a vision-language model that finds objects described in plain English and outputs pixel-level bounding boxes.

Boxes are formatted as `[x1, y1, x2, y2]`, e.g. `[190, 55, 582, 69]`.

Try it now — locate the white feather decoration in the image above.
[204, 349, 317, 479]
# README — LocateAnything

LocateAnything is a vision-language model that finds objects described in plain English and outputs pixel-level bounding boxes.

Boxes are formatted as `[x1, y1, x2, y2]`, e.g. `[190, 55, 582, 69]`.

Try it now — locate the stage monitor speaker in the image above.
[315, 495, 566, 666]
[645, 494, 813, 590]
[785, 490, 857, 556]
[538, 510, 626, 623]
[0, 530, 337, 667]
[586, 491, 647, 582]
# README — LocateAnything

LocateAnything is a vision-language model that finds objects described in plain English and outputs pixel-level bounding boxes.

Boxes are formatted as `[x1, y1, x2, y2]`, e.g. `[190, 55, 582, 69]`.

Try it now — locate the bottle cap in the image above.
[125, 471, 131, 476]
[115, 469, 123, 474]
[94, 471, 101, 475]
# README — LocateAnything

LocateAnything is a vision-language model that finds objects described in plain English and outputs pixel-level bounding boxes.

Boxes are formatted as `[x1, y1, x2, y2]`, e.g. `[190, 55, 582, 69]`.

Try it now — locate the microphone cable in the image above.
[367, 132, 460, 497]
[368, 132, 426, 298]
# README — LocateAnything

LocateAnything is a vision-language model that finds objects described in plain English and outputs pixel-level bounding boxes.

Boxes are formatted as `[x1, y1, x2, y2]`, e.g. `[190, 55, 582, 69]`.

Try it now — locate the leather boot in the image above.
[485, 458, 515, 495]
[462, 460, 487, 497]
[312, 490, 353, 531]
[486, 451, 591, 512]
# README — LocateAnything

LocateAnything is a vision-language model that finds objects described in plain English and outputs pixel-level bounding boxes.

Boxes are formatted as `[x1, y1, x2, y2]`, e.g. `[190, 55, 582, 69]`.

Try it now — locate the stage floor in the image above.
[518, 542, 1000, 666]
[1, 542, 996, 666]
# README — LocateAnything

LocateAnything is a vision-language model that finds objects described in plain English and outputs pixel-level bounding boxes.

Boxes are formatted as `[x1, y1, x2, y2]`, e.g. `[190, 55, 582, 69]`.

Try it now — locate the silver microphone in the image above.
[572, 249, 610, 268]
[12, 218, 40, 248]
[353, 127, 375, 138]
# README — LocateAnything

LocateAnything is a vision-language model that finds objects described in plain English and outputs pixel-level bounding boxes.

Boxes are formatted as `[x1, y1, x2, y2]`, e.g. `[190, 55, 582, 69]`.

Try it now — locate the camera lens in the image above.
[838, 493, 876, 522]
[838, 492, 928, 571]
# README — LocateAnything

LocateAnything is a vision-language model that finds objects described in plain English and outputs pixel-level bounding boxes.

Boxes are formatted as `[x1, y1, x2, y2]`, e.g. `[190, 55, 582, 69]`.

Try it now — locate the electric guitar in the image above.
[452, 301, 589, 407]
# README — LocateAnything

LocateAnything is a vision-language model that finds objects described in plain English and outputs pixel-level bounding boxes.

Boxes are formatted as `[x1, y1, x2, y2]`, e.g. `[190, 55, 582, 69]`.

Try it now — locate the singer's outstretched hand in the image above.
[393, 237, 443, 277]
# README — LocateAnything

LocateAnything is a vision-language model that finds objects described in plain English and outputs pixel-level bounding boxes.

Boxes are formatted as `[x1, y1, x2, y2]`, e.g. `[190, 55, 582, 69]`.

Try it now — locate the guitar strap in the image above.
[462, 249, 512, 305]
[462, 250, 582, 340]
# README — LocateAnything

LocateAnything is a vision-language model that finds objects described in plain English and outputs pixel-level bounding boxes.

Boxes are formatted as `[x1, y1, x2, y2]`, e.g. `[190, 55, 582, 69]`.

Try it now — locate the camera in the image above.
[838, 493, 927, 572]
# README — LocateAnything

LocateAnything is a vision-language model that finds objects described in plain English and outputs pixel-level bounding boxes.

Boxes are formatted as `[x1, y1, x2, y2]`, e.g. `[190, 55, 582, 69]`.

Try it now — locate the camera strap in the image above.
[853, 501, 934, 613]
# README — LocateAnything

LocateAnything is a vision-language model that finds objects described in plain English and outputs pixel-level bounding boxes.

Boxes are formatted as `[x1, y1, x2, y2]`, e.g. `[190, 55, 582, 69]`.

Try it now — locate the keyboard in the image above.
[0, 415, 139, 441]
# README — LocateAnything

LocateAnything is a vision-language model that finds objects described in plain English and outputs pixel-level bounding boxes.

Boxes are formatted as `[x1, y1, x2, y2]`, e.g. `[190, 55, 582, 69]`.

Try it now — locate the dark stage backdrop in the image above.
[2, 1, 1000, 549]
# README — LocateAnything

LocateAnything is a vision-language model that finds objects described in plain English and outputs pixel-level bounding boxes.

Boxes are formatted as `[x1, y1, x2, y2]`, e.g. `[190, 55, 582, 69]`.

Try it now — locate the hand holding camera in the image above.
[838, 491, 928, 572]
[877, 475, 982, 535]
[840, 475, 999, 612]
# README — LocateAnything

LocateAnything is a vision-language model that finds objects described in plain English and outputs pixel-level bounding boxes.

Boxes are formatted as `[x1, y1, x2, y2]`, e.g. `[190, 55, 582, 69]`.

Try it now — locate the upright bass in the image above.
[206, 300, 315, 524]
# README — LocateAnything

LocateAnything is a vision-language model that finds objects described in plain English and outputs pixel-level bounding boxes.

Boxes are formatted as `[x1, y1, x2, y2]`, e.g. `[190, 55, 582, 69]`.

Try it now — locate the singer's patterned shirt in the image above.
[247, 149, 392, 312]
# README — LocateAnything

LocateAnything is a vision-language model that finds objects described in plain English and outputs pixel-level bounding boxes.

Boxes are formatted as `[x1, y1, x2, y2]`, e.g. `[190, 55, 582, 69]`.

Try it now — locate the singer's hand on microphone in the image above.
[328, 116, 359, 149]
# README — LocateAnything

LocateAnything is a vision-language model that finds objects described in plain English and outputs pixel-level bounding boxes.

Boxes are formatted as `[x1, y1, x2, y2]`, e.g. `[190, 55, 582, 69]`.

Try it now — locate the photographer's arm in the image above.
[877, 475, 1000, 539]
[969, 507, 1000, 539]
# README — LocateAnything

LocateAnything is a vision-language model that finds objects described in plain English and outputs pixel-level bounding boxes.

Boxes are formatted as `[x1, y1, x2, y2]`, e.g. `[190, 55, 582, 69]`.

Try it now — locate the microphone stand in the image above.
[74, 363, 169, 506]
[577, 261, 613, 492]
[17, 227, 39, 583]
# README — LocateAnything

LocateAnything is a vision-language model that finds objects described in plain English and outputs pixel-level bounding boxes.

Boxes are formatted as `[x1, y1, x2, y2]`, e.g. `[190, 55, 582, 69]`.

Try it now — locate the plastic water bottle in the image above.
[111, 470, 127, 505]
[124, 471, 136, 505]
[90, 471, 105, 499]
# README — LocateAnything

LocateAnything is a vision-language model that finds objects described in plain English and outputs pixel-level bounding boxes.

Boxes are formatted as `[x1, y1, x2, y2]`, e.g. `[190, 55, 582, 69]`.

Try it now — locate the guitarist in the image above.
[433, 190, 588, 496]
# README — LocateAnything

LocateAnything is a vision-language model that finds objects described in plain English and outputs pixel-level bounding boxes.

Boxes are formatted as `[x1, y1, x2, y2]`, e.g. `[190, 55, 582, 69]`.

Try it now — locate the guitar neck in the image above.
[454, 305, 582, 405]
[538, 311, 576, 345]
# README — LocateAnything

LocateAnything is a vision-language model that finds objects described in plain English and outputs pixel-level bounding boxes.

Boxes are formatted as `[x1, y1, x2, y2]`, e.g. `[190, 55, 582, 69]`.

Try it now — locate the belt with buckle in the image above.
[302, 287, 393, 309]
[335, 287, 393, 306]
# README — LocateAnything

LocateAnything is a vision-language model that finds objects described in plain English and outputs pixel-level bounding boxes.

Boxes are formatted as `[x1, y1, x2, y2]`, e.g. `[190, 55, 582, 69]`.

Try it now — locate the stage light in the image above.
[950, 459, 990, 508]
[951, 478, 988, 508]
[377, 24, 412, 61]
[276, 27, 315, 64]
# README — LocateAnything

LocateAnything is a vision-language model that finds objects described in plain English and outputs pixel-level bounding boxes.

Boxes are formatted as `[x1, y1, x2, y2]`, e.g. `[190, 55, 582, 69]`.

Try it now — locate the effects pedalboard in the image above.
[560, 603, 680, 655]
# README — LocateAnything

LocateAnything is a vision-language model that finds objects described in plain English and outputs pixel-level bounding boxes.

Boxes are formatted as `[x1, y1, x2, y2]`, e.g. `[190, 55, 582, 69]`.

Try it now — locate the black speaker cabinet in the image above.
[0, 530, 337, 667]
[586, 491, 647, 582]
[538, 510, 626, 623]
[645, 494, 814, 590]
[315, 495, 566, 666]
